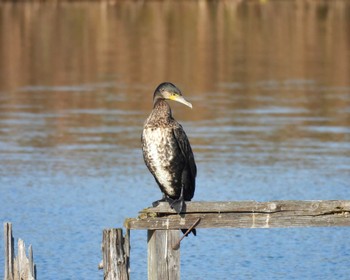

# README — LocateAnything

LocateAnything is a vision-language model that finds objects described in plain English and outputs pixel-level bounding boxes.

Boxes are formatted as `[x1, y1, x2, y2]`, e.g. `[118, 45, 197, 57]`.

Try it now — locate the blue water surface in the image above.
[0, 88, 349, 279]
[0, 1, 350, 278]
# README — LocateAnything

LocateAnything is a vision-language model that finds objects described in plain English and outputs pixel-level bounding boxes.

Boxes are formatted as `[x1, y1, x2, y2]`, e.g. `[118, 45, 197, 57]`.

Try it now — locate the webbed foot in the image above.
[152, 196, 174, 207]
[170, 185, 186, 213]
[170, 197, 184, 214]
[152, 200, 161, 207]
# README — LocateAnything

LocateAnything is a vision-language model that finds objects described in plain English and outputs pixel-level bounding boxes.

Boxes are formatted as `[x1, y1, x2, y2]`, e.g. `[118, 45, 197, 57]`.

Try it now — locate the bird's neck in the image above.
[151, 99, 172, 121]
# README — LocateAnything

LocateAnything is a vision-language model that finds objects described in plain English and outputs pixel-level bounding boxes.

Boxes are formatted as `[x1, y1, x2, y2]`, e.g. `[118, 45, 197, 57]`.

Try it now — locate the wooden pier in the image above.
[101, 200, 350, 280]
[4, 200, 350, 280]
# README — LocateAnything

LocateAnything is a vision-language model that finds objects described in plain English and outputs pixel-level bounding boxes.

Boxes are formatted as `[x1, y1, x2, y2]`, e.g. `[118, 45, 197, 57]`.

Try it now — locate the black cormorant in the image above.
[142, 82, 197, 215]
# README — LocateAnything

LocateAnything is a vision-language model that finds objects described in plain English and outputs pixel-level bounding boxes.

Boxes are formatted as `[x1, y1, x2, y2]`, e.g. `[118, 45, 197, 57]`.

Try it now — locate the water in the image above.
[0, 1, 350, 279]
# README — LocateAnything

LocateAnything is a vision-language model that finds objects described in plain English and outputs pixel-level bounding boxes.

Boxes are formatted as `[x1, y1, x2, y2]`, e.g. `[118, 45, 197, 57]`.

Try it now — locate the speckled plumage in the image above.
[141, 83, 196, 214]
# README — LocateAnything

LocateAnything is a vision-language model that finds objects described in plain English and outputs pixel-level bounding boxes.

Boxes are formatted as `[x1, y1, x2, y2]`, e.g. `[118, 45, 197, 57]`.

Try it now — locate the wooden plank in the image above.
[127, 212, 350, 230]
[148, 230, 180, 280]
[140, 200, 350, 215]
[124, 200, 350, 230]
[102, 228, 129, 280]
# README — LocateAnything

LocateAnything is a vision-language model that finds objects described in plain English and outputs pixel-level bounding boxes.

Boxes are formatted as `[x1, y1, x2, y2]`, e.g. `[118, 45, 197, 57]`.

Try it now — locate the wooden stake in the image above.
[102, 228, 130, 280]
[148, 230, 180, 280]
[4, 222, 14, 280]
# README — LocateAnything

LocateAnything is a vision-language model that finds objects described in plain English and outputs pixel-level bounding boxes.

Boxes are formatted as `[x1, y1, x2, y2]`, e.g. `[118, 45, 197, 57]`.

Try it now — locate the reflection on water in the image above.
[0, 1, 349, 279]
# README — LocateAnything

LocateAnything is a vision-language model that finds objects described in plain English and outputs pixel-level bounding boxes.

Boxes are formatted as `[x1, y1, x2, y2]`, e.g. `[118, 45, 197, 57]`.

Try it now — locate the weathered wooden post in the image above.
[147, 229, 180, 280]
[4, 222, 14, 280]
[4, 222, 36, 280]
[101, 228, 130, 280]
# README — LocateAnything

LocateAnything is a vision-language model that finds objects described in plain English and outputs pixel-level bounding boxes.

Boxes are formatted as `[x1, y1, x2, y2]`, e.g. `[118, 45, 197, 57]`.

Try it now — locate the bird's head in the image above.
[153, 82, 192, 109]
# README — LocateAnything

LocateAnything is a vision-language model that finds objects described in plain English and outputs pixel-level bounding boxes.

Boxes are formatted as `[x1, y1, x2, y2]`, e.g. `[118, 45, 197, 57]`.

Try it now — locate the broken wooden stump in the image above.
[100, 228, 130, 280]
[4, 222, 36, 280]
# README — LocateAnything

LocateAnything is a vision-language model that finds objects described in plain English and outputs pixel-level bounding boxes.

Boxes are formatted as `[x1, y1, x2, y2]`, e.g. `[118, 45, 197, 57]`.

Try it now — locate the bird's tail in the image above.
[181, 228, 196, 236]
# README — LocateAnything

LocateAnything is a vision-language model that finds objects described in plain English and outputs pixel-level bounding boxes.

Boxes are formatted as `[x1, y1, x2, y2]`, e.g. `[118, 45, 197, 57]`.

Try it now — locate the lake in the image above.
[0, 1, 349, 279]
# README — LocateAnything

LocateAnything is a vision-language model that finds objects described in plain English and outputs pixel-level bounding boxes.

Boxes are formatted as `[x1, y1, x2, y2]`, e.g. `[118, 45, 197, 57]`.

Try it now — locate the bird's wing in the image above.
[141, 131, 153, 172]
[172, 125, 197, 187]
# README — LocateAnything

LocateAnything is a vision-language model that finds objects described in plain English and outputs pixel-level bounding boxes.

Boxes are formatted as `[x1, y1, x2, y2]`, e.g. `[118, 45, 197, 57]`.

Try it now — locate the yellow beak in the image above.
[169, 95, 193, 109]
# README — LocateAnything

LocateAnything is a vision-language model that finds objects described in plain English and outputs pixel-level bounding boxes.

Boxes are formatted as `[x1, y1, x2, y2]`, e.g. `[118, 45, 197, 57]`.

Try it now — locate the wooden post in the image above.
[4, 222, 36, 280]
[147, 230, 180, 280]
[4, 222, 14, 280]
[102, 228, 130, 280]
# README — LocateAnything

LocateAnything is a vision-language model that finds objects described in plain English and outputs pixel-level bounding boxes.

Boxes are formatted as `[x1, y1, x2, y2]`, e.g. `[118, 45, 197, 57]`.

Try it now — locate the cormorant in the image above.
[142, 82, 197, 216]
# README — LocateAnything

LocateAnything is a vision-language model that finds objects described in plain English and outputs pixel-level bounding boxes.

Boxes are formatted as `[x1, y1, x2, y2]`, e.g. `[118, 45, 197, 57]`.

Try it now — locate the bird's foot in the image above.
[170, 198, 184, 214]
[170, 185, 186, 213]
[152, 196, 174, 207]
[152, 199, 164, 207]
